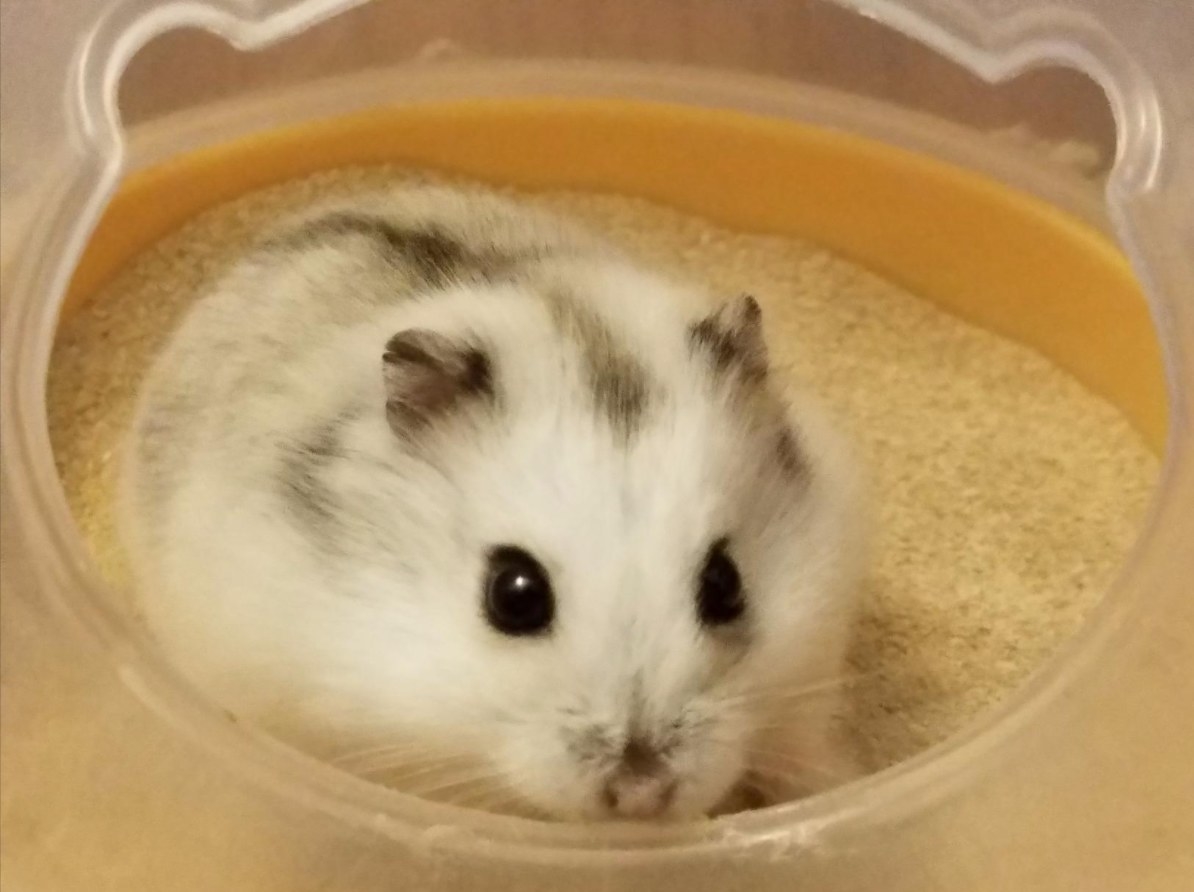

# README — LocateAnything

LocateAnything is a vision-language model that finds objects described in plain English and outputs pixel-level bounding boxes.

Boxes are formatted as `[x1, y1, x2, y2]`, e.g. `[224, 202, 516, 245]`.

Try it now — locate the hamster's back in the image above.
[121, 186, 601, 562]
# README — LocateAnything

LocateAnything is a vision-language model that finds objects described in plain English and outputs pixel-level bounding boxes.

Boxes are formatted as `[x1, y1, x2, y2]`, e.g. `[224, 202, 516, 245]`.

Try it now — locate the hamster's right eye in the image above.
[484, 546, 555, 636]
[697, 538, 745, 626]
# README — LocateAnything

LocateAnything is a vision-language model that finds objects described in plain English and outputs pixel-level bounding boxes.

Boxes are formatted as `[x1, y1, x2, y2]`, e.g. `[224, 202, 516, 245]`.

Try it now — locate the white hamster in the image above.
[120, 185, 868, 821]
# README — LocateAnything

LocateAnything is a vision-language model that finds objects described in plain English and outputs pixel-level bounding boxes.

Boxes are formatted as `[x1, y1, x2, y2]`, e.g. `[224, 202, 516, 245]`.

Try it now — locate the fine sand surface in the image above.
[48, 166, 1157, 777]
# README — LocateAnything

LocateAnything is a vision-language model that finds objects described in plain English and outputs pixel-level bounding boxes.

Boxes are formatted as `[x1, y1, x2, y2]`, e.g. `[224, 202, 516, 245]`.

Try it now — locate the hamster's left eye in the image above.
[697, 539, 745, 626]
[484, 546, 555, 636]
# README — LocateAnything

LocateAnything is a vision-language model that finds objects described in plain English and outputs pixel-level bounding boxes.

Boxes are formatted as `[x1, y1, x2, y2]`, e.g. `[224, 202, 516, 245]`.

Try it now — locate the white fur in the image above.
[120, 186, 868, 820]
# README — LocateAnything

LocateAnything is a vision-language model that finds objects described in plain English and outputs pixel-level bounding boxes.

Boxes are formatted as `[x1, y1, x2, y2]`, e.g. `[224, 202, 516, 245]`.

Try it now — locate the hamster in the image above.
[119, 184, 868, 821]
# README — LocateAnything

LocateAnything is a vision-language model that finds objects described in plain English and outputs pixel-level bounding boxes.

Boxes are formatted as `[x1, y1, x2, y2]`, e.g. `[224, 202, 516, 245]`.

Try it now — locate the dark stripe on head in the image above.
[267, 213, 490, 287]
[545, 291, 651, 439]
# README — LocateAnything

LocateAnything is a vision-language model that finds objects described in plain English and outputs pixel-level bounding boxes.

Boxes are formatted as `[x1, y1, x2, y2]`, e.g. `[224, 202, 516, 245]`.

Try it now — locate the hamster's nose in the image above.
[601, 738, 677, 819]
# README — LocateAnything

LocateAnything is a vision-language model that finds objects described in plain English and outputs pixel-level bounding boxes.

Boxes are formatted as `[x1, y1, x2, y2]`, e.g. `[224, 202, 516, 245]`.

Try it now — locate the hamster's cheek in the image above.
[673, 738, 749, 819]
[490, 731, 602, 820]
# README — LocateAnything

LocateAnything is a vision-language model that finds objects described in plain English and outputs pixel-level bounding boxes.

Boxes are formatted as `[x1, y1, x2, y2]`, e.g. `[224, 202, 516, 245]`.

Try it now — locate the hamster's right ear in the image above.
[689, 294, 768, 383]
[382, 330, 494, 436]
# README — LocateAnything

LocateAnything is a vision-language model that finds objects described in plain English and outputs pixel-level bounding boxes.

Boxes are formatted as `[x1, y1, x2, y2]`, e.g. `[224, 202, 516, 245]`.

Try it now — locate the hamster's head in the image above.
[316, 262, 864, 821]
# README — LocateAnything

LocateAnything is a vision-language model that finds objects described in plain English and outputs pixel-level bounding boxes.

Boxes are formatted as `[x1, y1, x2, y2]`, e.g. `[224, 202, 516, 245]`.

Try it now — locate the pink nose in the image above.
[603, 771, 678, 818]
[601, 738, 677, 819]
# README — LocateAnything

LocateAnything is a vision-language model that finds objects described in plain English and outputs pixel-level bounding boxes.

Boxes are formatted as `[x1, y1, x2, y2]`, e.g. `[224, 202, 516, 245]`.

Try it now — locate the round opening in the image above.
[10, 66, 1177, 863]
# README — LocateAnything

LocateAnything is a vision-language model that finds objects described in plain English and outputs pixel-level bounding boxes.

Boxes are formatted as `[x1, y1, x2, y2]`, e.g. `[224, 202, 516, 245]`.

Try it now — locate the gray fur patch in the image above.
[133, 389, 199, 536]
[277, 409, 353, 530]
[568, 726, 616, 766]
[545, 292, 650, 439]
[135, 402, 185, 488]
[775, 425, 810, 482]
[266, 212, 536, 289]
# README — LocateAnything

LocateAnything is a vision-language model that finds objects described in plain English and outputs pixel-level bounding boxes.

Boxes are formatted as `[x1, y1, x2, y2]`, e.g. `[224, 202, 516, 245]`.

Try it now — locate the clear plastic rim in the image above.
[1, 60, 1184, 865]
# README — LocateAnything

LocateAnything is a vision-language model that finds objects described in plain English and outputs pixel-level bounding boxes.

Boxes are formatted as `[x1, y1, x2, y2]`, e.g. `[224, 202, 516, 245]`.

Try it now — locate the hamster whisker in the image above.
[723, 694, 841, 722]
[453, 785, 527, 815]
[330, 739, 463, 768]
[717, 694, 835, 718]
[705, 731, 853, 787]
[740, 764, 815, 800]
[744, 747, 854, 783]
[405, 767, 510, 800]
[453, 783, 510, 806]
[716, 674, 862, 708]
[749, 669, 871, 692]
[747, 711, 850, 733]
[429, 778, 504, 802]
[333, 743, 473, 770]
[341, 750, 479, 781]
[448, 765, 557, 817]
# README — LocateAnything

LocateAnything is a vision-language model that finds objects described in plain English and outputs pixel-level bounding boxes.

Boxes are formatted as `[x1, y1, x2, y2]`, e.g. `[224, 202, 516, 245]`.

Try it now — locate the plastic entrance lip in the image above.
[1, 1, 1191, 889]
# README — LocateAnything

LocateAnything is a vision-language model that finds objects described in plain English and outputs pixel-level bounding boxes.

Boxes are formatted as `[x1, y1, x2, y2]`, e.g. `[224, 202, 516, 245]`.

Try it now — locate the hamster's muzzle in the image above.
[599, 737, 679, 819]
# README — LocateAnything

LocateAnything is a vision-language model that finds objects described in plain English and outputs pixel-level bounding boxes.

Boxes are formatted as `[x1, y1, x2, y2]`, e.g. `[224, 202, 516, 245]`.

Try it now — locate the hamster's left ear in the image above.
[382, 329, 494, 436]
[688, 294, 768, 382]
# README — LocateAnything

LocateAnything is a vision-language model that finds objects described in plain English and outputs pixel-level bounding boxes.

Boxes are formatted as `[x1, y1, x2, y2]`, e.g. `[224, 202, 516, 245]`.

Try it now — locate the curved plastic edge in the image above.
[1, 0, 1192, 866]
